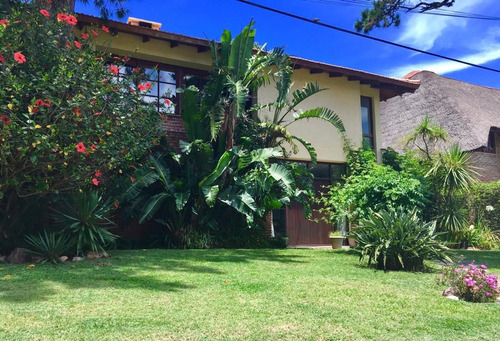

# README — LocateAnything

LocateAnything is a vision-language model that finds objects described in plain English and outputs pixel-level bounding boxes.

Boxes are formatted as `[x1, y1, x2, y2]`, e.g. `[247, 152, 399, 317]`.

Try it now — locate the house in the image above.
[380, 70, 500, 182]
[77, 14, 420, 246]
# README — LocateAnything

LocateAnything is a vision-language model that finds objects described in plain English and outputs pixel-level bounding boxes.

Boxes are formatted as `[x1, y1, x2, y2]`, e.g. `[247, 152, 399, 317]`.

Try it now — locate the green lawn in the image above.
[0, 249, 499, 340]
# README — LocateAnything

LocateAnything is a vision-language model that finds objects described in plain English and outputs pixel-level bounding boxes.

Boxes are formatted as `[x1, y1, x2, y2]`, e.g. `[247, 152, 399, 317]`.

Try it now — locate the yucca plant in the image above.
[352, 208, 451, 271]
[52, 191, 117, 256]
[24, 230, 70, 264]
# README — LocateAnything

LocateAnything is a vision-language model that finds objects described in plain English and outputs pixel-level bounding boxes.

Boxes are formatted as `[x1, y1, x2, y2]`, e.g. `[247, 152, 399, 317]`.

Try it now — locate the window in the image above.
[361, 96, 374, 149]
[113, 58, 209, 115]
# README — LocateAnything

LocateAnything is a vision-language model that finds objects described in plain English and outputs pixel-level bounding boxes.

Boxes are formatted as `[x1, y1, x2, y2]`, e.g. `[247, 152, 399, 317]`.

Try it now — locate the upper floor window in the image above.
[114, 58, 209, 115]
[361, 96, 374, 149]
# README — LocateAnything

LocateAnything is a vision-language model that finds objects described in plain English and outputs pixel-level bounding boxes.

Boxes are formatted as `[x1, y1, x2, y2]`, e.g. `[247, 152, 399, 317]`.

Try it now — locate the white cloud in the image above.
[386, 46, 500, 77]
[397, 0, 490, 50]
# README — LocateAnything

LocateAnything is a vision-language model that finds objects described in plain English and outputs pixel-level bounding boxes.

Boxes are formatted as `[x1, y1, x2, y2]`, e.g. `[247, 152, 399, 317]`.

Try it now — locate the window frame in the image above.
[114, 57, 209, 115]
[360, 96, 375, 149]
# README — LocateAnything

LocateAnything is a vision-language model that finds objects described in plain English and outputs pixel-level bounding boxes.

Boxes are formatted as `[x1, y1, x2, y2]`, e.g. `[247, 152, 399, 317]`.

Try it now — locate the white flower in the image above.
[486, 205, 495, 212]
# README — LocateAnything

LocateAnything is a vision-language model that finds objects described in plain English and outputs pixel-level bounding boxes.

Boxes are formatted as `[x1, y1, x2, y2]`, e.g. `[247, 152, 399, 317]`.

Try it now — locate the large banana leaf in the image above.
[139, 193, 169, 223]
[228, 20, 255, 78]
[285, 107, 345, 133]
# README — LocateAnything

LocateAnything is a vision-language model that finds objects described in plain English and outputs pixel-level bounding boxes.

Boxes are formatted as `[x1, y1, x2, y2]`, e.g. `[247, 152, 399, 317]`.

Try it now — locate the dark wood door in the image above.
[286, 179, 333, 246]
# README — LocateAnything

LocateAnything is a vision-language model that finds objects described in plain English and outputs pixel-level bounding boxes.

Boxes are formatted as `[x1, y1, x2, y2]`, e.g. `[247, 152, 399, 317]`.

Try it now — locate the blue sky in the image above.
[75, 0, 500, 89]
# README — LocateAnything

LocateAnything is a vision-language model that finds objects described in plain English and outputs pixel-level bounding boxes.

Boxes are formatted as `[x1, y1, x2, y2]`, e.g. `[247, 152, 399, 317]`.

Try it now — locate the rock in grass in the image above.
[7, 248, 32, 264]
[442, 287, 457, 296]
[59, 256, 68, 262]
[0, 255, 7, 263]
[86, 251, 106, 260]
[446, 295, 459, 301]
[496, 297, 500, 304]
[72, 256, 84, 262]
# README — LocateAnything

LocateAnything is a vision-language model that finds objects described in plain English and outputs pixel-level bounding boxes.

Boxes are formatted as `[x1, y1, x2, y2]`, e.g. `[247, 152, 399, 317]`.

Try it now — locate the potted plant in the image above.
[329, 231, 344, 249]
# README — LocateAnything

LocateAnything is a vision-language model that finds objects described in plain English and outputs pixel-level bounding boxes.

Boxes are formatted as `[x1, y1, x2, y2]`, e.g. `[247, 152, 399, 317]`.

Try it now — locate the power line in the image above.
[236, 0, 500, 74]
[301, 0, 500, 20]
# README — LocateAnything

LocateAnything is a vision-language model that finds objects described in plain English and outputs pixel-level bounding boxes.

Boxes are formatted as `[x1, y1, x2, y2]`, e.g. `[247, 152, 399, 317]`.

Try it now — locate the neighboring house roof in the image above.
[76, 13, 419, 101]
[380, 70, 500, 152]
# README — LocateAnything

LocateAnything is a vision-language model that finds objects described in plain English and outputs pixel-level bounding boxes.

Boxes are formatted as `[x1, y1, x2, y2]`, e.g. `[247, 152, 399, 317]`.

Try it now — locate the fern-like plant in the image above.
[24, 230, 70, 264]
[352, 208, 451, 271]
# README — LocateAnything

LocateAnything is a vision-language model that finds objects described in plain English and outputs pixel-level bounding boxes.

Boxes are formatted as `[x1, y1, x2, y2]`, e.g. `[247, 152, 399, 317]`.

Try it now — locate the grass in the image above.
[0, 249, 499, 340]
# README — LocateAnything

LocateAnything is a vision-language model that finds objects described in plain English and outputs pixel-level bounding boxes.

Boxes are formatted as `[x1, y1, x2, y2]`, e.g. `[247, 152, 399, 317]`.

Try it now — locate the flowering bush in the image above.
[438, 263, 499, 303]
[0, 3, 162, 241]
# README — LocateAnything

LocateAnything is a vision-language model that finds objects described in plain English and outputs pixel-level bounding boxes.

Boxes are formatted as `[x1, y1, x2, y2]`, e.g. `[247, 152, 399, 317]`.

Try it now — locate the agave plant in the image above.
[352, 207, 451, 271]
[52, 191, 117, 256]
[24, 230, 70, 264]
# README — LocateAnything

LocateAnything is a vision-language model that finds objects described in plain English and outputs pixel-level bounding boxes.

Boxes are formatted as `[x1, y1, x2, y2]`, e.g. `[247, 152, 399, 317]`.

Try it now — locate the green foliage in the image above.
[0, 3, 160, 241]
[317, 149, 429, 225]
[467, 181, 500, 232]
[353, 208, 451, 271]
[52, 191, 117, 255]
[405, 116, 447, 160]
[24, 230, 70, 264]
[355, 0, 456, 33]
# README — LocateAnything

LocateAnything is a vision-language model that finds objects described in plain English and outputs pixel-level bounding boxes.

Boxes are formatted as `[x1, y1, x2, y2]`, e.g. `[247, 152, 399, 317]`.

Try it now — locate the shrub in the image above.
[468, 181, 500, 232]
[317, 160, 429, 225]
[0, 3, 161, 242]
[438, 263, 499, 303]
[24, 230, 70, 264]
[352, 208, 451, 271]
[52, 191, 117, 256]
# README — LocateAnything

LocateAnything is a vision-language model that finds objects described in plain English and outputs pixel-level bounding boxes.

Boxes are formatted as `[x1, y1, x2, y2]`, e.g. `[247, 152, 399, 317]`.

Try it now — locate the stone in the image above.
[442, 287, 457, 297]
[59, 256, 68, 262]
[86, 251, 104, 260]
[7, 248, 32, 264]
[72, 256, 84, 262]
[0, 256, 7, 263]
[496, 297, 500, 304]
[447, 295, 459, 301]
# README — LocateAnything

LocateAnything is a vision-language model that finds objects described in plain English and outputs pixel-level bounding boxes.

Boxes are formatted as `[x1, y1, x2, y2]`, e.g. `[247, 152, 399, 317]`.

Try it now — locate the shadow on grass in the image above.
[449, 250, 500, 269]
[0, 248, 307, 303]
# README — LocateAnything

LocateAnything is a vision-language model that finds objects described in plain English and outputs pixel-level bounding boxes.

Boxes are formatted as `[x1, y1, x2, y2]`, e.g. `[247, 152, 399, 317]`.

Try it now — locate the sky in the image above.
[75, 0, 500, 89]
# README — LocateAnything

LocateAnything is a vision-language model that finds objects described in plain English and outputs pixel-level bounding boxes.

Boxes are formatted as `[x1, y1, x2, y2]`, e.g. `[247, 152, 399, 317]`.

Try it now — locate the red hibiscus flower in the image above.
[0, 54, 4, 63]
[65, 15, 77, 26]
[40, 9, 50, 17]
[76, 142, 86, 153]
[92, 30, 99, 37]
[145, 82, 153, 89]
[1, 114, 12, 125]
[14, 52, 26, 63]
[44, 99, 51, 107]
[109, 65, 119, 75]
[35, 99, 44, 106]
[0, 19, 8, 27]
[164, 98, 172, 106]
[32, 106, 39, 114]
[114, 202, 119, 208]
[91, 144, 97, 151]
[92, 178, 99, 186]
[56, 13, 67, 22]
[81, 33, 89, 40]
[94, 112, 102, 116]
[95, 170, 102, 177]
[102, 25, 110, 33]
[130, 177, 135, 183]
[73, 107, 82, 116]
[138, 83, 147, 91]
[74, 41, 82, 49]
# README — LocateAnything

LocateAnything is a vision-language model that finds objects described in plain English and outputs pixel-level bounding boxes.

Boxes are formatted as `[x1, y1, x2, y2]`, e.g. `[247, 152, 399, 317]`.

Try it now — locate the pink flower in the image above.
[76, 142, 86, 153]
[74, 41, 82, 49]
[164, 98, 172, 105]
[102, 25, 110, 33]
[109, 65, 119, 75]
[0, 54, 4, 63]
[480, 265, 488, 269]
[14, 52, 26, 63]
[95, 170, 102, 177]
[81, 33, 89, 40]
[486, 292, 492, 296]
[0, 19, 9, 27]
[92, 178, 99, 186]
[92, 30, 99, 37]
[40, 9, 50, 17]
